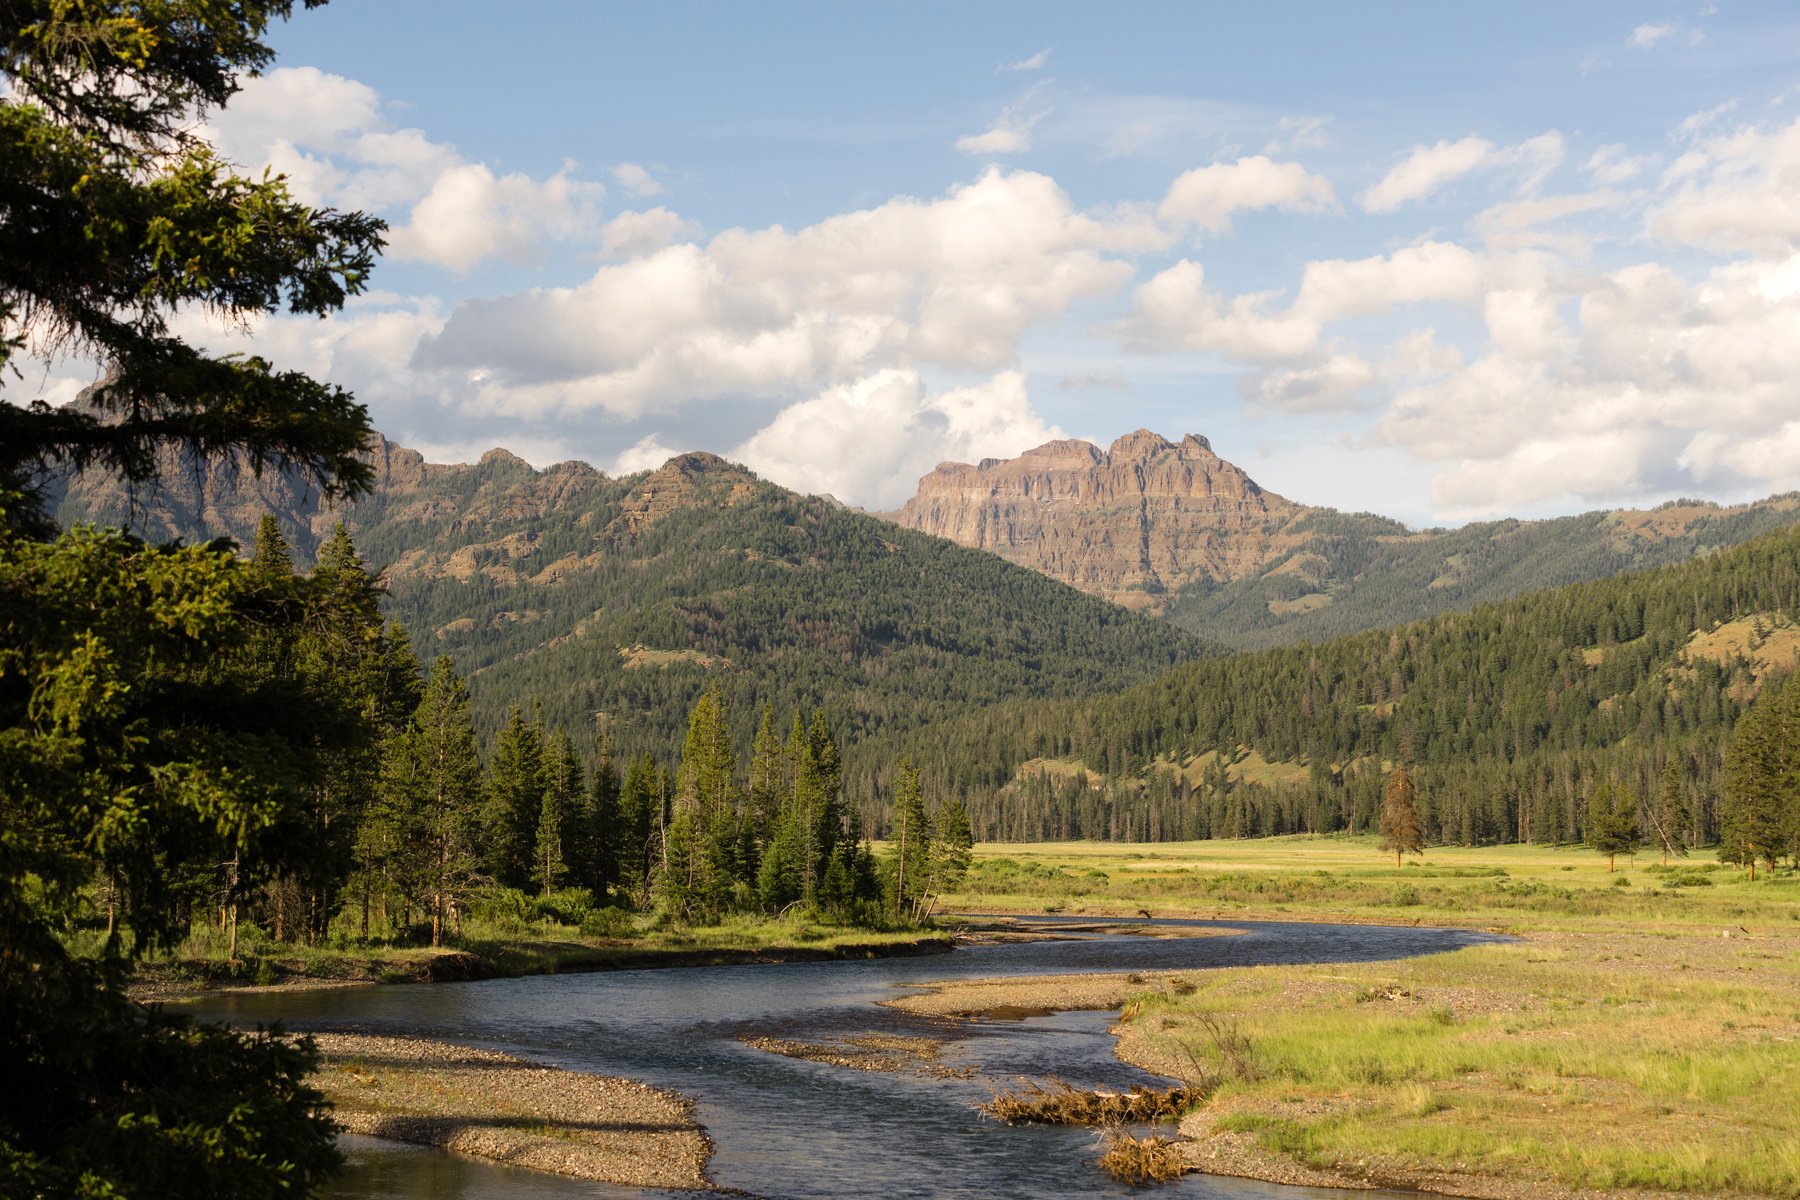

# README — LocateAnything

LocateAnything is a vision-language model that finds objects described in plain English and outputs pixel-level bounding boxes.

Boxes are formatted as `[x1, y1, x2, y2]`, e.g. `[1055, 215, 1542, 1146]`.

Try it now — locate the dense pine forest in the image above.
[864, 522, 1800, 863]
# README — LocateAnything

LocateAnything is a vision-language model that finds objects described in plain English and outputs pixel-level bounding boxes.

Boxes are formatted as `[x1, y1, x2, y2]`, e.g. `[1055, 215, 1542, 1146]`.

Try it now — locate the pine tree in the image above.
[586, 724, 623, 900]
[248, 514, 296, 586]
[1584, 779, 1641, 872]
[756, 805, 808, 913]
[277, 523, 418, 943]
[674, 689, 743, 916]
[1379, 764, 1425, 867]
[385, 658, 482, 946]
[484, 708, 545, 890]
[748, 703, 785, 848]
[1649, 759, 1691, 866]
[807, 711, 844, 893]
[888, 759, 931, 921]
[617, 752, 660, 903]
[535, 730, 583, 896]
[929, 798, 975, 913]
[1722, 680, 1794, 880]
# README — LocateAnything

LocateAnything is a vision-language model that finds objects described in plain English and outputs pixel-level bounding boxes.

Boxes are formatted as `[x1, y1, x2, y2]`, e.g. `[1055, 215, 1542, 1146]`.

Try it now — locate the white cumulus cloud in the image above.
[600, 207, 702, 259]
[612, 434, 683, 475]
[731, 369, 1061, 509]
[1158, 156, 1339, 234]
[206, 67, 608, 272]
[412, 168, 1158, 420]
[1360, 136, 1496, 212]
[1650, 113, 1800, 255]
[610, 162, 665, 197]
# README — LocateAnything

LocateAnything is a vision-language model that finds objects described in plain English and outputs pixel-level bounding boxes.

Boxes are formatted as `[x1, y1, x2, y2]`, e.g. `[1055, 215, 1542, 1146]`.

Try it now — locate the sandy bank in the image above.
[883, 968, 1208, 1019]
[311, 1033, 712, 1191]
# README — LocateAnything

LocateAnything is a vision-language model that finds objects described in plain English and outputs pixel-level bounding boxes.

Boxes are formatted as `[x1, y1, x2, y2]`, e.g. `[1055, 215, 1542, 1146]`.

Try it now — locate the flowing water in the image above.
[193, 918, 1497, 1200]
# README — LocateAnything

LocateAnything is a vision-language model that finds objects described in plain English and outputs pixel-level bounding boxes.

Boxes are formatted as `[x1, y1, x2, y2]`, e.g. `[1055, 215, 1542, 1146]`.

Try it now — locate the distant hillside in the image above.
[871, 521, 1800, 846]
[50, 433, 1208, 756]
[885, 429, 1800, 648]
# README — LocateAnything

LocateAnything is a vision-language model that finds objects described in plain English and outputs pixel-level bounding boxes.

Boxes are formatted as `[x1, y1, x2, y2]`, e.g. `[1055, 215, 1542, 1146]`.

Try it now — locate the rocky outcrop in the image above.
[886, 430, 1309, 613]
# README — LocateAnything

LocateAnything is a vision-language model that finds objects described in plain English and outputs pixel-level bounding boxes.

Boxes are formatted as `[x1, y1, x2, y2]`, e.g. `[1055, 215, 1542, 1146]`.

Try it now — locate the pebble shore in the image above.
[310, 1033, 713, 1190]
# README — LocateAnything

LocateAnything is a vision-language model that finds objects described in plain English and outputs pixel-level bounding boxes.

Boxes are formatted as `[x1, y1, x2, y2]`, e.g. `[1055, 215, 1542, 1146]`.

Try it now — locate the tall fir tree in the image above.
[1584, 780, 1641, 872]
[1721, 677, 1796, 879]
[585, 723, 623, 900]
[535, 730, 583, 896]
[385, 658, 482, 946]
[1379, 764, 1425, 867]
[887, 760, 931, 921]
[484, 708, 546, 890]
[617, 752, 661, 904]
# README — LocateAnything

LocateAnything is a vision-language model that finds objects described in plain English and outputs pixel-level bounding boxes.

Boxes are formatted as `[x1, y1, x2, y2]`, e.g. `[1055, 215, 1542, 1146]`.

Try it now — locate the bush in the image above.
[467, 887, 533, 935]
[578, 907, 637, 939]
[532, 888, 598, 927]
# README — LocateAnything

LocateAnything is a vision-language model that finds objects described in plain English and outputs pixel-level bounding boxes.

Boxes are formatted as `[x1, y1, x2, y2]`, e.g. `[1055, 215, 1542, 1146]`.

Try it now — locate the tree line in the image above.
[219, 516, 975, 952]
[859, 522, 1800, 867]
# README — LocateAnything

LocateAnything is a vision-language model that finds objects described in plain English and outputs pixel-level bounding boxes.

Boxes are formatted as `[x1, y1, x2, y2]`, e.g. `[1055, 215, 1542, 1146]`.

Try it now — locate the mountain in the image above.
[871, 519, 1800, 845]
[884, 429, 1800, 649]
[48, 433, 1208, 758]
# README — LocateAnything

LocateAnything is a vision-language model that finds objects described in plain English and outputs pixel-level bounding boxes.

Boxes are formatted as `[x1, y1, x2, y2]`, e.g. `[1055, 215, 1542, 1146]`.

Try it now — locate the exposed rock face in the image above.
[887, 430, 1308, 612]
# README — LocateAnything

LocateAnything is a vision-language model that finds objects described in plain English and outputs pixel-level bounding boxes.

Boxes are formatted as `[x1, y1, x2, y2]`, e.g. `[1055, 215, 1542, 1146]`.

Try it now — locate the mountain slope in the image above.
[51, 437, 1209, 754]
[885, 429, 1800, 648]
[872, 520, 1800, 844]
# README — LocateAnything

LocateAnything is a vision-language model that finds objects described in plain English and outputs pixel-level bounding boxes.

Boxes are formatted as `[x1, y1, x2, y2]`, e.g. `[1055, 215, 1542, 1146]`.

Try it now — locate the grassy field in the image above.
[946, 834, 1800, 934]
[950, 837, 1800, 1197]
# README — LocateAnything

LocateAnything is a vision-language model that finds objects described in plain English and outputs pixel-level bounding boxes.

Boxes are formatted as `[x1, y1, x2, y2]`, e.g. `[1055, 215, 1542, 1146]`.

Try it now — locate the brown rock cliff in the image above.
[886, 430, 1310, 613]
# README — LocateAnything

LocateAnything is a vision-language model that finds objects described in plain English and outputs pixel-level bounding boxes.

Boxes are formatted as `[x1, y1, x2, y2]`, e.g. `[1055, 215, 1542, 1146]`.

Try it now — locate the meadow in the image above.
[945, 835, 1800, 934]
[950, 837, 1800, 1196]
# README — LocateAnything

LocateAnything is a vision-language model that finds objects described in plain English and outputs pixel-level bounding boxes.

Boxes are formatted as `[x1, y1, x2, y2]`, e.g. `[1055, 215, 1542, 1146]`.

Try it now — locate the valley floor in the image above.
[935, 836, 1800, 1198]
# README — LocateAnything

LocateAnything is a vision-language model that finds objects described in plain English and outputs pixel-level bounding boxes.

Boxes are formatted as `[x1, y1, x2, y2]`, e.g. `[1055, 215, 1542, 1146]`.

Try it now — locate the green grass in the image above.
[947, 835, 1800, 933]
[955, 837, 1800, 1194]
[1127, 939, 1800, 1195]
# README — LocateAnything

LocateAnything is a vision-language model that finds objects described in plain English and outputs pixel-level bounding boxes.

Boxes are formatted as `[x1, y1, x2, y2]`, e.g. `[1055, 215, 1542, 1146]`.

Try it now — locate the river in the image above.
[192, 918, 1496, 1200]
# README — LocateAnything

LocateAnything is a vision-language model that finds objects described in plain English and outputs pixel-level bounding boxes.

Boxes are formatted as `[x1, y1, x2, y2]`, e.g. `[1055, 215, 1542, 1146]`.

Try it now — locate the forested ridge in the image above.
[55, 444, 1210, 757]
[862, 522, 1800, 855]
[1165, 498, 1800, 649]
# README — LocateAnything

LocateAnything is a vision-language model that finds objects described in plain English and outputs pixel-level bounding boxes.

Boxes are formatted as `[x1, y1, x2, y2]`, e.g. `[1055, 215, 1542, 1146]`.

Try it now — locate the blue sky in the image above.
[37, 1, 1800, 525]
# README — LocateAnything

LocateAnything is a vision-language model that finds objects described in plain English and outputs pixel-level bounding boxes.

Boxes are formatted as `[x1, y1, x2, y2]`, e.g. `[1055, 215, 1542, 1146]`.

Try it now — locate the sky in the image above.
[29, 1, 1800, 526]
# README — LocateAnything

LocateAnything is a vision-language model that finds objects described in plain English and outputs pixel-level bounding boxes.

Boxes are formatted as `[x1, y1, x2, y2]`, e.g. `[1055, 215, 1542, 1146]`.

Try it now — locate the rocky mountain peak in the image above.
[884, 430, 1307, 614]
[477, 447, 532, 470]
[1106, 428, 1176, 460]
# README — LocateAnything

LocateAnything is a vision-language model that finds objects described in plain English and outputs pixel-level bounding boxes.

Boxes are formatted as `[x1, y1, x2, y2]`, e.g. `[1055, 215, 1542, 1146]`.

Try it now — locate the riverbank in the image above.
[899, 924, 1799, 1199]
[132, 923, 953, 1003]
[944, 836, 1800, 935]
[310, 1033, 712, 1190]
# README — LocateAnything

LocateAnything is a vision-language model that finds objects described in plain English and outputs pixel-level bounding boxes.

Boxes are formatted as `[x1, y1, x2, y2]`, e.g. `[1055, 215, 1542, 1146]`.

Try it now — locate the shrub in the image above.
[532, 888, 598, 927]
[578, 907, 638, 939]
